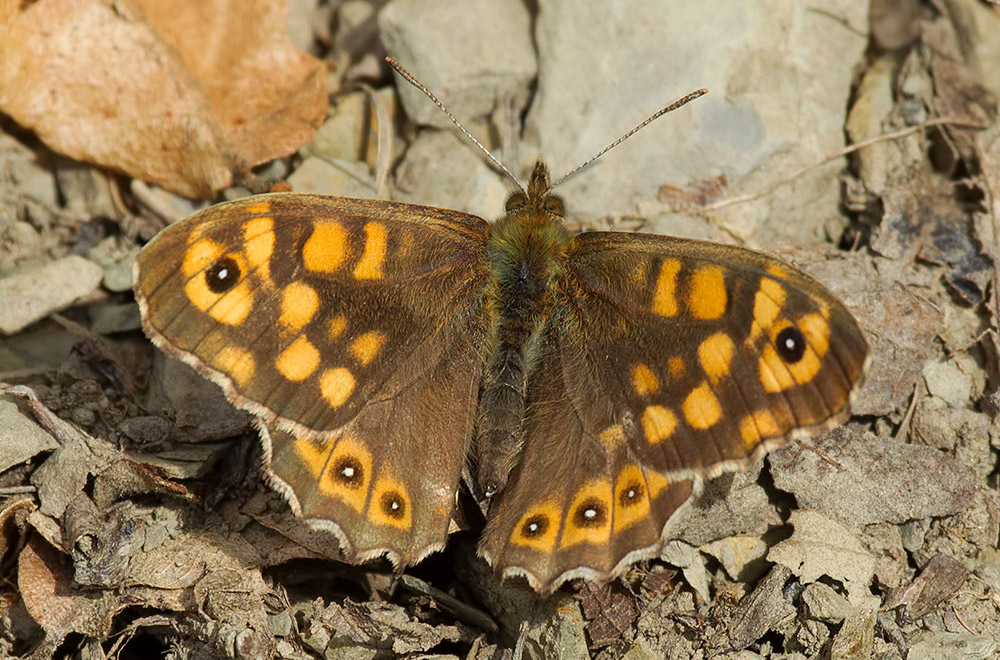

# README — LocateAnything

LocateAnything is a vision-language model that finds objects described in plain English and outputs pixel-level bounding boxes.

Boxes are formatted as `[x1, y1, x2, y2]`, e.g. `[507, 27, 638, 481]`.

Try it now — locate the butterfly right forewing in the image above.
[136, 193, 491, 439]
[136, 193, 493, 566]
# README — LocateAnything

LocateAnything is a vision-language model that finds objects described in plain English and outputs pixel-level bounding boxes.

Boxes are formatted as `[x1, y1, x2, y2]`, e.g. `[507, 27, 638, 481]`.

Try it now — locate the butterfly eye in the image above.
[543, 195, 565, 217]
[205, 256, 241, 293]
[505, 192, 528, 212]
[775, 326, 807, 363]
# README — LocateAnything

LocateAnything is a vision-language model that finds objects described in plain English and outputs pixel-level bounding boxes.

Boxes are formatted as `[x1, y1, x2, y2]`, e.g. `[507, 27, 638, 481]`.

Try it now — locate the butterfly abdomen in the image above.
[475, 205, 572, 497]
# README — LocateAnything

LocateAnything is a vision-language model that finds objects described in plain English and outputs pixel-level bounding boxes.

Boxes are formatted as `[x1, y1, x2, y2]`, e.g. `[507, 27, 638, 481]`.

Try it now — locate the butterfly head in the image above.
[504, 161, 566, 218]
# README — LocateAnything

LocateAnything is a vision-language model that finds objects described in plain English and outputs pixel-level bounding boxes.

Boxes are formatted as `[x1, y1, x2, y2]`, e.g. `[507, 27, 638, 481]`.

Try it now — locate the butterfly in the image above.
[134, 150, 868, 592]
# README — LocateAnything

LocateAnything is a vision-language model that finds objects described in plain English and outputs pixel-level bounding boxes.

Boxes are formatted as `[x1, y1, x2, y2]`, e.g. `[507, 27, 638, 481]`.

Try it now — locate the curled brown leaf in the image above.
[0, 0, 327, 198]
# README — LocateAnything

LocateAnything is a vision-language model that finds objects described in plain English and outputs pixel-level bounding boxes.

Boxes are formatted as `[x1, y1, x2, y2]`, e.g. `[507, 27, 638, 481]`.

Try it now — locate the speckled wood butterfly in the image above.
[134, 89, 868, 593]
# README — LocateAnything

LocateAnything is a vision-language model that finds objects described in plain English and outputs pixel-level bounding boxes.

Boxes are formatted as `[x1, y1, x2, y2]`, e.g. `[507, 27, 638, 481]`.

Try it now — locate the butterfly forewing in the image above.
[136, 193, 492, 565]
[564, 231, 868, 477]
[136, 194, 490, 437]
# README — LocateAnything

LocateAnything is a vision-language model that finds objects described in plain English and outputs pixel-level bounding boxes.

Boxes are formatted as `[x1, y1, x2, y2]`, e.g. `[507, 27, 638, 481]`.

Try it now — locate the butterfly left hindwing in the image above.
[135, 194, 493, 564]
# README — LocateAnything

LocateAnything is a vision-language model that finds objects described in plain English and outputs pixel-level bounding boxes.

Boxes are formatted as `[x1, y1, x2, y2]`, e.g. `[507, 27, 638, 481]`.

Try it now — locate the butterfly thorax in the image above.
[476, 162, 572, 499]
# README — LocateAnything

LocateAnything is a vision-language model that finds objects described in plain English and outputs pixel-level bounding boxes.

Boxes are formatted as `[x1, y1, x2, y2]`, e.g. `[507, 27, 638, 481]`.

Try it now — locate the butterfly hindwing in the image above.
[136, 193, 492, 564]
[263, 313, 485, 564]
[480, 319, 696, 590]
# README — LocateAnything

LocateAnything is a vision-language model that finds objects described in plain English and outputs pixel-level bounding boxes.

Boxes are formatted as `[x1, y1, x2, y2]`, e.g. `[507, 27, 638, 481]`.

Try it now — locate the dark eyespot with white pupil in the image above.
[332, 456, 363, 488]
[380, 491, 406, 519]
[776, 326, 807, 363]
[206, 257, 241, 294]
[573, 498, 607, 528]
[618, 482, 645, 507]
[521, 514, 549, 538]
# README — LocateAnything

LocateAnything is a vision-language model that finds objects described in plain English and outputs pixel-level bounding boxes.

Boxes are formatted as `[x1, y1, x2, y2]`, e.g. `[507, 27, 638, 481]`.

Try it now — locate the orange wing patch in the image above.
[651, 259, 682, 317]
[613, 464, 651, 533]
[560, 479, 613, 548]
[349, 331, 387, 366]
[275, 336, 321, 382]
[182, 239, 254, 325]
[353, 222, 387, 280]
[641, 405, 677, 444]
[303, 221, 350, 273]
[738, 409, 783, 451]
[750, 277, 787, 340]
[242, 217, 275, 284]
[510, 498, 562, 552]
[278, 282, 319, 331]
[688, 266, 727, 320]
[698, 332, 734, 384]
[320, 367, 356, 408]
[631, 363, 660, 396]
[682, 382, 722, 430]
[211, 346, 256, 387]
[313, 434, 373, 513]
[369, 471, 412, 530]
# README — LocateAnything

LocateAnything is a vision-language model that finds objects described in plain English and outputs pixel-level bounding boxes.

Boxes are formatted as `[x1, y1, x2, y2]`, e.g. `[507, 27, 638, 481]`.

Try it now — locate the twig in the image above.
[706, 117, 990, 210]
[347, 81, 394, 199]
[952, 604, 979, 635]
[396, 574, 498, 634]
[893, 383, 920, 443]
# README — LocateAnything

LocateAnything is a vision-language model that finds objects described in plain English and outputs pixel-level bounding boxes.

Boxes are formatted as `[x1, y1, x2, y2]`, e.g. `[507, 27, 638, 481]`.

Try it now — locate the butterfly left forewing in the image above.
[563, 231, 869, 478]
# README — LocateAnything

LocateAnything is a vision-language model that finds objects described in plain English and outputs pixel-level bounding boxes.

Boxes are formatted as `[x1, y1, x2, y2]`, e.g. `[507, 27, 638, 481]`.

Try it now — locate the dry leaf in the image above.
[0, 0, 327, 198]
[18, 534, 121, 643]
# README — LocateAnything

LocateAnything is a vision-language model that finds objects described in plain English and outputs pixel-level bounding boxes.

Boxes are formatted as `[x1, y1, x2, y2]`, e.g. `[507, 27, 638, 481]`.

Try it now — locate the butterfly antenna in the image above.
[387, 57, 526, 194]
[552, 88, 709, 188]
